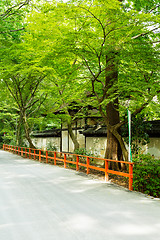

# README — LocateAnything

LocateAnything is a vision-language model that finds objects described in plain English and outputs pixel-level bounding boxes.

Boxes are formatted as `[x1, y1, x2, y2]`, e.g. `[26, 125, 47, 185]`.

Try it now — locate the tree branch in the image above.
[149, 4, 160, 13]
[0, 28, 25, 34]
[132, 26, 159, 40]
[1, 0, 30, 19]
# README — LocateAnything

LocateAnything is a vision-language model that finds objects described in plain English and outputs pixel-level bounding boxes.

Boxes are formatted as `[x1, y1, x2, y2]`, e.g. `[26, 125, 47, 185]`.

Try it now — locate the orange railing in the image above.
[3, 144, 134, 191]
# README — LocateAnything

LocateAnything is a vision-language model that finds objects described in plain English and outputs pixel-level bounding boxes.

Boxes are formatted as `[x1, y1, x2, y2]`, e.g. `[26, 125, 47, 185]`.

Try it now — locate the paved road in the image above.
[0, 150, 160, 240]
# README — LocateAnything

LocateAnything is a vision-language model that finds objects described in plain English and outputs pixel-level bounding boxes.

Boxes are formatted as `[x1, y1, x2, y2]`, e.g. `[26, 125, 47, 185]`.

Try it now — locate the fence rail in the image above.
[3, 144, 134, 191]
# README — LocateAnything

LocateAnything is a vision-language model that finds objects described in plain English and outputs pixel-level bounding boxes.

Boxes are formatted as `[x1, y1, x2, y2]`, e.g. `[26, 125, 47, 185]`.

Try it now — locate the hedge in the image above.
[133, 154, 160, 198]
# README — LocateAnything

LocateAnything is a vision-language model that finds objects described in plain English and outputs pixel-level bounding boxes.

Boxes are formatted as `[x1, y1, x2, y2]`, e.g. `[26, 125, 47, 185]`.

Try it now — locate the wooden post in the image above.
[39, 150, 41, 162]
[64, 153, 67, 168]
[34, 149, 36, 160]
[105, 160, 109, 182]
[21, 147, 23, 156]
[46, 151, 48, 164]
[129, 163, 133, 191]
[29, 148, 31, 159]
[18, 147, 20, 155]
[25, 148, 27, 158]
[87, 157, 90, 175]
[76, 155, 79, 171]
[54, 152, 56, 165]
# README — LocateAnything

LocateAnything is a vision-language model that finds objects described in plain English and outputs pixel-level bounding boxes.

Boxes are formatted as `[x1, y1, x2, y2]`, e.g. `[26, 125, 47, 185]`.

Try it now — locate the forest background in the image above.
[0, 0, 160, 162]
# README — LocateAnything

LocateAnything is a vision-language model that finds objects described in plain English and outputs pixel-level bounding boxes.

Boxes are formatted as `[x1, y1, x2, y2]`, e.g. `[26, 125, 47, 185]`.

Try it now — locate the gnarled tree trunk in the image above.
[104, 54, 128, 166]
[104, 101, 124, 169]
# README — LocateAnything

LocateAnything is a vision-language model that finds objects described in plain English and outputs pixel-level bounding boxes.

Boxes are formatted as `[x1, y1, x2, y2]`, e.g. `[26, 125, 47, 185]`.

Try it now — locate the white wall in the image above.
[143, 138, 160, 159]
[86, 137, 107, 158]
[77, 131, 85, 149]
[32, 136, 160, 159]
[62, 130, 85, 152]
[32, 137, 60, 151]
[62, 131, 68, 152]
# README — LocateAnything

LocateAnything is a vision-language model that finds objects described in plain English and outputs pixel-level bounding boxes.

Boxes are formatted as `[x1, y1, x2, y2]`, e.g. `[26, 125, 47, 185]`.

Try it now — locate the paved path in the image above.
[0, 150, 160, 240]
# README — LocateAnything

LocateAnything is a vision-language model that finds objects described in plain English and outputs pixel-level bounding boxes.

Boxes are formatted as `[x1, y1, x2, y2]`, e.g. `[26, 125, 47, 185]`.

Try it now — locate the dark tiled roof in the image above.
[32, 129, 61, 138]
[31, 120, 160, 138]
[82, 120, 160, 137]
[82, 126, 107, 137]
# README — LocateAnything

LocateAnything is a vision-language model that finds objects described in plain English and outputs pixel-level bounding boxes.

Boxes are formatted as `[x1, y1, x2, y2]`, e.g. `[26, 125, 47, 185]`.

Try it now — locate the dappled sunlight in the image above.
[1, 150, 160, 240]
[63, 214, 97, 231]
[105, 210, 135, 219]
[114, 223, 158, 235]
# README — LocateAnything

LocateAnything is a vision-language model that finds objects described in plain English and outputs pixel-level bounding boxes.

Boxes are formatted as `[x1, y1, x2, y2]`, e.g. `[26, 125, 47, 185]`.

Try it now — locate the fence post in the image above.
[25, 148, 27, 158]
[76, 155, 79, 171]
[34, 149, 36, 160]
[29, 148, 31, 159]
[46, 151, 48, 164]
[87, 157, 90, 174]
[129, 163, 133, 191]
[18, 147, 20, 155]
[39, 150, 41, 162]
[21, 147, 23, 156]
[105, 160, 109, 182]
[54, 152, 56, 165]
[64, 153, 67, 168]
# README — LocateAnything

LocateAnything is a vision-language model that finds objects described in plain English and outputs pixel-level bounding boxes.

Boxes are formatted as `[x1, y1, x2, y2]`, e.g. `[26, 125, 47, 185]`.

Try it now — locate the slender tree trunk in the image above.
[67, 122, 79, 151]
[65, 109, 80, 152]
[16, 116, 23, 146]
[23, 113, 36, 149]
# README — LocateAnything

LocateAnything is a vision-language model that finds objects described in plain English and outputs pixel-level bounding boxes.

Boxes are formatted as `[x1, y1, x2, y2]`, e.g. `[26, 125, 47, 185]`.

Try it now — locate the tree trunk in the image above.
[67, 122, 79, 152]
[104, 101, 123, 169]
[104, 53, 128, 165]
[16, 116, 23, 146]
[23, 114, 36, 149]
[105, 101, 121, 159]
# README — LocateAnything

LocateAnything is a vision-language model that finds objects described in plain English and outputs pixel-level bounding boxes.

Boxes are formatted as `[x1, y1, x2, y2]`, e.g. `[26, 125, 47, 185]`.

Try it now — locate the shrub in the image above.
[46, 142, 57, 151]
[133, 154, 160, 198]
[74, 148, 93, 156]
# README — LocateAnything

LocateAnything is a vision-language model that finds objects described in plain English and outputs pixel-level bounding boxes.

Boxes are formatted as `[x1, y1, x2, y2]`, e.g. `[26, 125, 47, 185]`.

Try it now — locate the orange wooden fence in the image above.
[3, 144, 134, 191]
